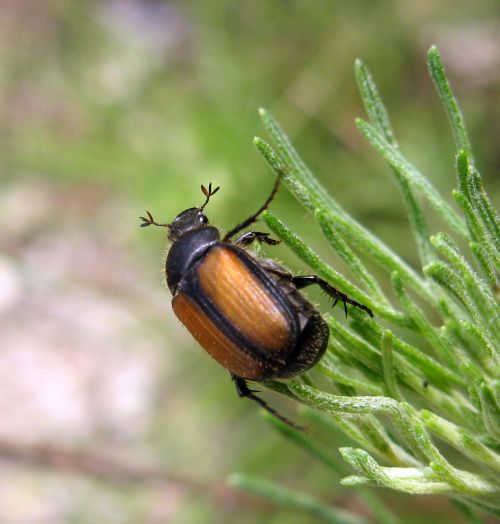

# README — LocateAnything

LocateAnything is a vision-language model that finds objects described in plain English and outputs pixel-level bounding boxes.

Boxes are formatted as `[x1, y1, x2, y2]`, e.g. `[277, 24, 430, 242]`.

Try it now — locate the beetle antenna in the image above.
[140, 211, 169, 228]
[200, 182, 220, 212]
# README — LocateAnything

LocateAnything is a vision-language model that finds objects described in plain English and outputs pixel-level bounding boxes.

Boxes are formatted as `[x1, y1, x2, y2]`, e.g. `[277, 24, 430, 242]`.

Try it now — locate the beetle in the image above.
[141, 176, 372, 427]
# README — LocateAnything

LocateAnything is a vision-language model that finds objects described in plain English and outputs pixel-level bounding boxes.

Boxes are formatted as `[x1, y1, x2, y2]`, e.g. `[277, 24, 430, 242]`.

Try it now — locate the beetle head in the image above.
[168, 182, 220, 240]
[140, 182, 219, 241]
[167, 207, 209, 241]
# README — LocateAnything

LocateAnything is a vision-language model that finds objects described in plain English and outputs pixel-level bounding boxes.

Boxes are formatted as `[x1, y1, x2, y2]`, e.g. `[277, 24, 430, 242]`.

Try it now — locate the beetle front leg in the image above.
[223, 174, 282, 242]
[232, 231, 280, 247]
[292, 275, 373, 317]
[231, 374, 304, 430]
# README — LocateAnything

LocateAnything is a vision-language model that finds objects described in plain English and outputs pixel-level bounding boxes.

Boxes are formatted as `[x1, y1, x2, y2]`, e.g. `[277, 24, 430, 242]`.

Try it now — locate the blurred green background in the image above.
[0, 1, 498, 523]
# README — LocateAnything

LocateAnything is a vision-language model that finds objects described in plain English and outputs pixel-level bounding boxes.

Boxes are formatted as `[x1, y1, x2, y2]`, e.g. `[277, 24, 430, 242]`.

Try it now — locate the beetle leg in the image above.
[233, 231, 280, 247]
[223, 174, 282, 242]
[231, 374, 305, 431]
[292, 275, 373, 317]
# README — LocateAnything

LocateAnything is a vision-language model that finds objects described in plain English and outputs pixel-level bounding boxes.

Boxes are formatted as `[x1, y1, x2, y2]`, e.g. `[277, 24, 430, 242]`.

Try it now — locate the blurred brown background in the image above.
[0, 1, 499, 522]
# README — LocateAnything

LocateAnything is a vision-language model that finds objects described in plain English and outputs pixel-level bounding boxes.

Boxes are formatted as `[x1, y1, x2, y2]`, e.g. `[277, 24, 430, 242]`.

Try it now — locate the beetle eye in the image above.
[199, 214, 208, 224]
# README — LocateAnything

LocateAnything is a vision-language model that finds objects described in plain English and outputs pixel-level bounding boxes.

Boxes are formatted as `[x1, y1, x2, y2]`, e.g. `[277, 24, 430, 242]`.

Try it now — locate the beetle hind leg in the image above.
[231, 374, 304, 431]
[292, 275, 373, 317]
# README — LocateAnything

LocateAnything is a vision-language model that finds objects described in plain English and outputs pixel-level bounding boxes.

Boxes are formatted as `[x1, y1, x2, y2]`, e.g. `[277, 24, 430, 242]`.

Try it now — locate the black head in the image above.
[168, 207, 208, 241]
[140, 182, 220, 241]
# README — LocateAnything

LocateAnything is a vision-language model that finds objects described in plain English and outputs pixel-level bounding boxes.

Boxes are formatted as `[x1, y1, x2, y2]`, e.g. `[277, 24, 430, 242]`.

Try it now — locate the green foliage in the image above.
[229, 473, 369, 524]
[231, 47, 499, 523]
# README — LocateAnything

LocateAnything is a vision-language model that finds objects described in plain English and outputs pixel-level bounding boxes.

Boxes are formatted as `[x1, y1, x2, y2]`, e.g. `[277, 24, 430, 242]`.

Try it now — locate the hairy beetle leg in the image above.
[232, 374, 305, 431]
[233, 231, 281, 247]
[292, 275, 373, 317]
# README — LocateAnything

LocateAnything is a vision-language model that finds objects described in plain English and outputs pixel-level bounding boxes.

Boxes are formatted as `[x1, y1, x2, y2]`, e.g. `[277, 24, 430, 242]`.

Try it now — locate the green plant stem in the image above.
[228, 474, 369, 524]
[427, 46, 472, 158]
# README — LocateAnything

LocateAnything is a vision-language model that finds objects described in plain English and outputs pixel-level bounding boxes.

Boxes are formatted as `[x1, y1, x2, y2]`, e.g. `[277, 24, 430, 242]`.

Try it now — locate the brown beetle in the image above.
[141, 177, 372, 426]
